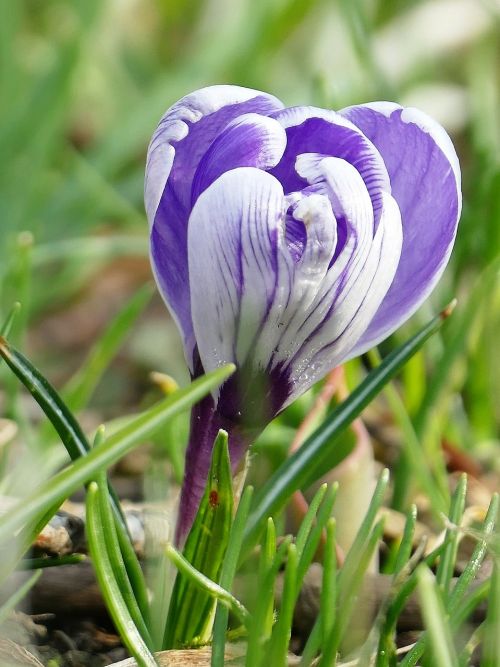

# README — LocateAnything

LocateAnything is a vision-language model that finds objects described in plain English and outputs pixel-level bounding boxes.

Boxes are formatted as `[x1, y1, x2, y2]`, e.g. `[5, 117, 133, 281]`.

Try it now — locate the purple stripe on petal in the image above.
[340, 103, 461, 354]
[270, 106, 391, 226]
[147, 86, 284, 368]
[191, 113, 287, 205]
[188, 167, 285, 377]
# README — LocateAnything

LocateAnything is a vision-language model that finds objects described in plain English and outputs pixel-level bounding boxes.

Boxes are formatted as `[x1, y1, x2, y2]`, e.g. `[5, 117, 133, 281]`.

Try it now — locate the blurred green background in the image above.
[0, 0, 499, 448]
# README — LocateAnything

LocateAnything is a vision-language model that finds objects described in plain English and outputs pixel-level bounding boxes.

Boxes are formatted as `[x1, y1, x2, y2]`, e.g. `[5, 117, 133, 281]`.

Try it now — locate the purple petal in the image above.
[147, 86, 283, 368]
[191, 113, 287, 204]
[270, 106, 391, 226]
[339, 102, 461, 353]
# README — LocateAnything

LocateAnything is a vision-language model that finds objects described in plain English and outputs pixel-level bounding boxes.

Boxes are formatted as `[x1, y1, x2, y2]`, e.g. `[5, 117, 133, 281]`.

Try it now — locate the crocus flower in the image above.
[145, 85, 461, 542]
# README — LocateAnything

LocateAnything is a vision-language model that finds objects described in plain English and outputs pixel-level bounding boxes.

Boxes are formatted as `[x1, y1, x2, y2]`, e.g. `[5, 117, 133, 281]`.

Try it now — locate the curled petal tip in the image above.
[440, 298, 458, 320]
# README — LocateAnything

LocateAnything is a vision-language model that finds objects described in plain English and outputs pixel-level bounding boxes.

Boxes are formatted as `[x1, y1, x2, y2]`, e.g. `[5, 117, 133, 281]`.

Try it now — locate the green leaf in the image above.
[86, 482, 157, 667]
[416, 567, 458, 667]
[211, 484, 254, 667]
[0, 336, 91, 460]
[163, 429, 234, 648]
[94, 468, 153, 649]
[0, 364, 235, 546]
[242, 306, 452, 555]
[481, 557, 500, 667]
[164, 543, 249, 629]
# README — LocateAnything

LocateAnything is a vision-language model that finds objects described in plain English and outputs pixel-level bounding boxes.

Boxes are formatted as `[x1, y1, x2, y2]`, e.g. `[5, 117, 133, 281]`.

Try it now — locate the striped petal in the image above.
[340, 102, 461, 354]
[270, 106, 391, 226]
[147, 86, 283, 367]
[188, 167, 285, 382]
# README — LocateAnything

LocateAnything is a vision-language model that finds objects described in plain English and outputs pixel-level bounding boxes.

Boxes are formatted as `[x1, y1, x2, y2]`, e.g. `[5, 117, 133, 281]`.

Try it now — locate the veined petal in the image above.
[266, 157, 374, 371]
[145, 85, 283, 224]
[147, 85, 283, 368]
[188, 167, 285, 387]
[340, 102, 461, 354]
[270, 106, 391, 225]
[191, 113, 287, 204]
[285, 190, 403, 406]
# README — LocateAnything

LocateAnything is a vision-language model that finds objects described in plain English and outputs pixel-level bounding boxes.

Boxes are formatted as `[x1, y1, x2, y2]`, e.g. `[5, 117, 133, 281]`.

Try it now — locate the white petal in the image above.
[188, 167, 285, 384]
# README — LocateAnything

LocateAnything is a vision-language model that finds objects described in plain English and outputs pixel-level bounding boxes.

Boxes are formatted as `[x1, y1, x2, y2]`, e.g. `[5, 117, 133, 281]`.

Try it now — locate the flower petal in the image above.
[270, 106, 391, 225]
[286, 190, 403, 406]
[191, 113, 287, 204]
[147, 86, 283, 367]
[340, 102, 461, 353]
[263, 156, 376, 382]
[188, 167, 285, 384]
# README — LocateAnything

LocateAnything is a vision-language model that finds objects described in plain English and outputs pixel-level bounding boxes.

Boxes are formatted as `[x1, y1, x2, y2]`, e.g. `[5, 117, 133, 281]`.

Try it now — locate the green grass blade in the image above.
[295, 483, 328, 560]
[414, 258, 500, 440]
[296, 484, 337, 585]
[0, 302, 21, 337]
[481, 561, 500, 667]
[319, 519, 386, 666]
[367, 347, 449, 514]
[0, 364, 235, 544]
[94, 468, 153, 649]
[246, 527, 290, 667]
[18, 555, 87, 570]
[242, 306, 452, 555]
[0, 337, 151, 610]
[436, 473, 468, 597]
[85, 482, 157, 667]
[393, 504, 418, 575]
[269, 543, 298, 665]
[417, 566, 458, 667]
[449, 493, 499, 614]
[211, 484, 254, 667]
[0, 336, 91, 459]
[164, 544, 250, 628]
[321, 518, 337, 644]
[164, 430, 234, 648]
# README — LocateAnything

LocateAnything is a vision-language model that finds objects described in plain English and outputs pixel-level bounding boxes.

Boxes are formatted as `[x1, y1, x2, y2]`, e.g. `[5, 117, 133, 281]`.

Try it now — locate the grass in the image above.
[0, 0, 499, 664]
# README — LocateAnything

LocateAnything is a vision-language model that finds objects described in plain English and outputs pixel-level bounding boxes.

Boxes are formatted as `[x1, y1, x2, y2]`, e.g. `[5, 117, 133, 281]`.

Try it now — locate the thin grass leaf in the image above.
[296, 484, 338, 585]
[164, 544, 249, 628]
[480, 557, 500, 666]
[0, 364, 235, 545]
[376, 506, 418, 666]
[0, 570, 41, 626]
[321, 519, 337, 645]
[243, 306, 452, 555]
[94, 468, 153, 649]
[246, 528, 291, 667]
[436, 473, 468, 597]
[269, 543, 298, 666]
[164, 430, 234, 648]
[212, 485, 254, 667]
[18, 554, 87, 570]
[414, 257, 500, 440]
[417, 566, 458, 667]
[450, 493, 499, 614]
[86, 482, 157, 667]
[319, 519, 386, 666]
[339, 469, 389, 592]
[295, 484, 328, 559]
[367, 347, 449, 514]
[0, 336, 91, 459]
[0, 302, 21, 337]
[0, 336, 177, 615]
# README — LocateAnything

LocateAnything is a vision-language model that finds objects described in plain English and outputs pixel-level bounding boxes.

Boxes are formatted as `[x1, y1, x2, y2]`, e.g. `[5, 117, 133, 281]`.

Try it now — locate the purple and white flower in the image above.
[145, 85, 461, 542]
